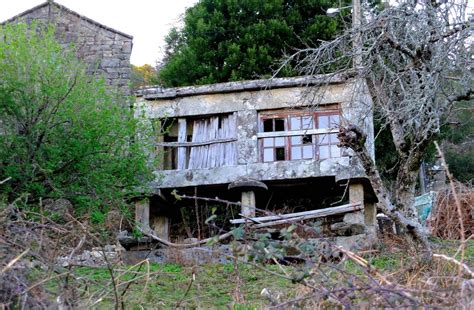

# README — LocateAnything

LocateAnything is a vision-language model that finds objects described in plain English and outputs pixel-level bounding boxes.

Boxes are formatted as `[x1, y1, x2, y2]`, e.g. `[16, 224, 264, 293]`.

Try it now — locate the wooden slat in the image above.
[230, 202, 362, 224]
[177, 118, 187, 170]
[156, 138, 237, 148]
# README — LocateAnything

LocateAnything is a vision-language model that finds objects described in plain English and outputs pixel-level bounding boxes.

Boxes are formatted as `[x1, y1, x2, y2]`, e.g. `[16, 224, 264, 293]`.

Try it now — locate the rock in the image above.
[43, 198, 73, 220]
[330, 222, 366, 236]
[343, 211, 364, 224]
[377, 214, 396, 234]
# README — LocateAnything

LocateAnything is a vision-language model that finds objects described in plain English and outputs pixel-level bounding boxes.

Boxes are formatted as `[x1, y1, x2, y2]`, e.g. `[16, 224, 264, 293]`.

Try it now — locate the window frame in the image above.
[258, 109, 342, 162]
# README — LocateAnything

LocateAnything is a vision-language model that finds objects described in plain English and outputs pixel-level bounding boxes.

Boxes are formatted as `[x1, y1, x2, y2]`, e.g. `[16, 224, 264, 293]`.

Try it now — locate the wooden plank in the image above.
[177, 118, 187, 170]
[257, 128, 338, 139]
[157, 138, 237, 147]
[230, 202, 362, 224]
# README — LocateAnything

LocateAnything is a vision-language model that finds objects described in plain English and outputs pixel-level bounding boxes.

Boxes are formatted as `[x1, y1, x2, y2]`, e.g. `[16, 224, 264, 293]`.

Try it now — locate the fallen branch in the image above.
[0, 176, 11, 185]
[433, 253, 474, 278]
[0, 248, 29, 275]
[138, 227, 233, 248]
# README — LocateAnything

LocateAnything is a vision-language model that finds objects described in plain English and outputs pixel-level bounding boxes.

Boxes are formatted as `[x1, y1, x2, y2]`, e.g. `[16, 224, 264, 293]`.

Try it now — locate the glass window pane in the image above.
[318, 116, 329, 129]
[274, 137, 285, 147]
[263, 149, 274, 162]
[263, 138, 273, 147]
[290, 117, 301, 130]
[275, 147, 285, 160]
[331, 145, 341, 158]
[303, 145, 313, 159]
[274, 119, 285, 131]
[291, 147, 301, 160]
[329, 115, 340, 127]
[302, 116, 313, 129]
[319, 134, 328, 145]
[263, 119, 273, 132]
[319, 145, 330, 159]
[329, 133, 338, 143]
[291, 136, 302, 145]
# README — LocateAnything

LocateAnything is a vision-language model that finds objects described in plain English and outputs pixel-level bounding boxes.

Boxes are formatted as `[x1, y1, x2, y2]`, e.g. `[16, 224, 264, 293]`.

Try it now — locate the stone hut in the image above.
[132, 75, 378, 254]
[2, 0, 133, 95]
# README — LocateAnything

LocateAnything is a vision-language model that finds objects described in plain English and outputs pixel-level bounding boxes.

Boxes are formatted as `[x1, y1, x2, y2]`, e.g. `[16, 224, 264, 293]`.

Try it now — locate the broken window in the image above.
[158, 114, 237, 170]
[258, 108, 342, 162]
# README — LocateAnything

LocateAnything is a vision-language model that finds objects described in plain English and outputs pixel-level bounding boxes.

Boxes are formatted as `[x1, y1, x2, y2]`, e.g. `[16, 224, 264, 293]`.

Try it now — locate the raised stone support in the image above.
[135, 198, 150, 229]
[348, 183, 377, 238]
[346, 183, 365, 225]
[152, 216, 170, 241]
[241, 191, 256, 218]
[364, 202, 377, 235]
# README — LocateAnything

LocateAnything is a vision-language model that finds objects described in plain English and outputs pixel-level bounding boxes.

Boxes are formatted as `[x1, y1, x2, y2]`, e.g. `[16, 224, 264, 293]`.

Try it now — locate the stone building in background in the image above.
[2, 0, 133, 95]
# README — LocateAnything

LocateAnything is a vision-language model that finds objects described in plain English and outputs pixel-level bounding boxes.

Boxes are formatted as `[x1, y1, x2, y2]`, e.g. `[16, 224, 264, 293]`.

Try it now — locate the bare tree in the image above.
[278, 0, 473, 251]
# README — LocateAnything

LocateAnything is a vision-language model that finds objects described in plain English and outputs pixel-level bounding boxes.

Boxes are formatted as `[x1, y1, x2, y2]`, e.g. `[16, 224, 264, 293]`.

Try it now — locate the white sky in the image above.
[0, 0, 198, 66]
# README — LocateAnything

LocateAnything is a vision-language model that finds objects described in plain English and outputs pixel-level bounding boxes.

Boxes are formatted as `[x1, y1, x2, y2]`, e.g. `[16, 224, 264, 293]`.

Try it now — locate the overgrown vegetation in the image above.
[2, 199, 471, 309]
[0, 23, 153, 215]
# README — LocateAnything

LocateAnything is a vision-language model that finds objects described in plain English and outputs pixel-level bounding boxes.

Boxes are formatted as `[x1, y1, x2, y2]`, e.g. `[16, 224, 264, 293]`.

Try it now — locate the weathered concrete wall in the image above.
[151, 156, 366, 189]
[4, 2, 132, 95]
[136, 77, 375, 190]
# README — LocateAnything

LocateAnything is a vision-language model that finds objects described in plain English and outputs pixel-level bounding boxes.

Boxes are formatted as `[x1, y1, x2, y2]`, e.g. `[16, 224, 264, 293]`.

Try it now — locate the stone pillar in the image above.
[364, 202, 377, 235]
[241, 191, 256, 218]
[347, 183, 377, 238]
[345, 183, 365, 225]
[135, 198, 150, 229]
[152, 216, 170, 241]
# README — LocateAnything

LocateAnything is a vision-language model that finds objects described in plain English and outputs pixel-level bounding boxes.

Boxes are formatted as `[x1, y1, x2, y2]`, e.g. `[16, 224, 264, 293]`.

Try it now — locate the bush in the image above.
[0, 23, 152, 213]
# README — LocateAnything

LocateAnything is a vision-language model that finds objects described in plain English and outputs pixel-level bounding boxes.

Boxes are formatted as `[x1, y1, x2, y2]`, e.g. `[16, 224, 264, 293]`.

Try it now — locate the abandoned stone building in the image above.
[2, 1, 133, 95]
[133, 75, 378, 252]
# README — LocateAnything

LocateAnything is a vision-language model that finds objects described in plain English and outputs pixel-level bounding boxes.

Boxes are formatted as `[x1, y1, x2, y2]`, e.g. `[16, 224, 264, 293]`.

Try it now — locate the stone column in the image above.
[345, 183, 365, 225]
[347, 183, 377, 239]
[364, 202, 377, 235]
[241, 191, 256, 218]
[135, 198, 150, 229]
[152, 216, 170, 241]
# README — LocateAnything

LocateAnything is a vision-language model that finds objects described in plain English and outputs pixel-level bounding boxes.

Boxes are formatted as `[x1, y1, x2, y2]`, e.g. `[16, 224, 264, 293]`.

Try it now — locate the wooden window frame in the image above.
[258, 109, 342, 162]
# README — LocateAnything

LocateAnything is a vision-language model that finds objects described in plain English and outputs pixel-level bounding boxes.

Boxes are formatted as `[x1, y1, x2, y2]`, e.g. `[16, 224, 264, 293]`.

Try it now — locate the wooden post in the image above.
[241, 191, 256, 218]
[155, 119, 164, 170]
[135, 198, 150, 229]
[177, 118, 187, 170]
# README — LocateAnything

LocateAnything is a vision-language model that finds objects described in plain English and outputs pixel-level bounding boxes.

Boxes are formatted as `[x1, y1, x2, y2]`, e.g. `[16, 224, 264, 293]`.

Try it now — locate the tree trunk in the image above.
[338, 125, 432, 254]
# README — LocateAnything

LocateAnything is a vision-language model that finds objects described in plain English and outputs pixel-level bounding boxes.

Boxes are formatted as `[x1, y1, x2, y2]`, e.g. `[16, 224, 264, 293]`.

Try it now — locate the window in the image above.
[259, 108, 342, 162]
[158, 114, 237, 170]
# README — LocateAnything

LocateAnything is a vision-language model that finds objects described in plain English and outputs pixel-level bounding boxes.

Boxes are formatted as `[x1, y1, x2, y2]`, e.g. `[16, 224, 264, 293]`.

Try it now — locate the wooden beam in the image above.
[256, 128, 338, 139]
[157, 137, 237, 148]
[230, 202, 362, 224]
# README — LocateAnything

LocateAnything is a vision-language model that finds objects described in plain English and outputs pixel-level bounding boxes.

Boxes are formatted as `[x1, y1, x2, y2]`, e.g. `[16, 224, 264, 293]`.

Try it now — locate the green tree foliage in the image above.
[159, 0, 347, 87]
[0, 23, 152, 212]
[130, 64, 160, 91]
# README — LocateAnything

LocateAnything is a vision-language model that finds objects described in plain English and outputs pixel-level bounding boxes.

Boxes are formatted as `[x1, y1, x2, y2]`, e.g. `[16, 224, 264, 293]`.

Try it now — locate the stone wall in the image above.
[3, 2, 133, 96]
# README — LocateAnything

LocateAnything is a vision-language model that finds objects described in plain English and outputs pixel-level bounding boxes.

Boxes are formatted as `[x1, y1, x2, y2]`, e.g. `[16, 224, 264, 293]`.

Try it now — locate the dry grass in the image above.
[286, 236, 474, 309]
[428, 182, 474, 240]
